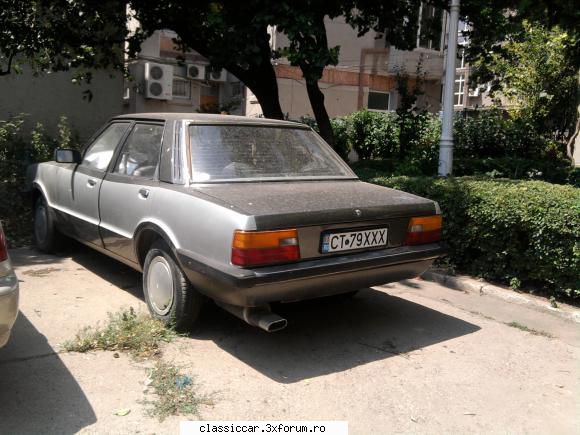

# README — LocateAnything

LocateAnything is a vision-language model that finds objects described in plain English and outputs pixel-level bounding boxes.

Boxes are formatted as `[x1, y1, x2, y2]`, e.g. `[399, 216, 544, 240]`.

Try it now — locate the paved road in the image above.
[1, 244, 578, 434]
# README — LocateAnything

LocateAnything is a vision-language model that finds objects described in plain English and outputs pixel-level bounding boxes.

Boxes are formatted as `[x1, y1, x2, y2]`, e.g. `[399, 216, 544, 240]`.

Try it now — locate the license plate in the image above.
[321, 227, 388, 253]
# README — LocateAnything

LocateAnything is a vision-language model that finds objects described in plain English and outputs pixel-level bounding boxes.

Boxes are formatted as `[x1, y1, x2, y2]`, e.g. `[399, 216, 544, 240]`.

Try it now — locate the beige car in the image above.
[0, 223, 19, 347]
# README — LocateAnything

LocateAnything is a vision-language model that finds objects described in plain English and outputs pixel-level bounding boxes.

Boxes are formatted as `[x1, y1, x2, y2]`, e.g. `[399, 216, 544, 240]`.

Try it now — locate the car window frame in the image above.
[185, 121, 358, 184]
[78, 121, 133, 174]
[108, 121, 166, 182]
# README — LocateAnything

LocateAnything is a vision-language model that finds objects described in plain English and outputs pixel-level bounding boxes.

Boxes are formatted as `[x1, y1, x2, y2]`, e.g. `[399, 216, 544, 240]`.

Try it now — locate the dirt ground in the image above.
[1, 243, 578, 434]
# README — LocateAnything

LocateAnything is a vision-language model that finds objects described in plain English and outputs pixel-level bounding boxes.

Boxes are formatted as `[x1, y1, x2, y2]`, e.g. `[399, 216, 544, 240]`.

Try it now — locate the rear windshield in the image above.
[188, 124, 355, 182]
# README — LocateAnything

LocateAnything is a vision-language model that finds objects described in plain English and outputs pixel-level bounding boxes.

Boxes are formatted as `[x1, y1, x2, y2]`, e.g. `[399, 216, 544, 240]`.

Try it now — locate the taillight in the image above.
[0, 228, 7, 262]
[404, 215, 442, 245]
[232, 229, 300, 267]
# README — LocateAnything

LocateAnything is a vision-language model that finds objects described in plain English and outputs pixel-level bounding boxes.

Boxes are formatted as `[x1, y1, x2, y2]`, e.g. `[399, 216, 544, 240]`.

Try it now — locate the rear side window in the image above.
[114, 123, 164, 179]
[82, 123, 130, 171]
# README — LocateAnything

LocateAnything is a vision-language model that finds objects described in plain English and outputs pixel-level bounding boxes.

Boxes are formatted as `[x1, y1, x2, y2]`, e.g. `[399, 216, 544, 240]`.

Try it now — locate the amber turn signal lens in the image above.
[232, 229, 300, 267]
[404, 215, 442, 245]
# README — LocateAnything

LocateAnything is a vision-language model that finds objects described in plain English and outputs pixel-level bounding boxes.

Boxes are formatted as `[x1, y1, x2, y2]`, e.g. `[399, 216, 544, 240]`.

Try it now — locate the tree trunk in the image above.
[305, 80, 336, 149]
[222, 61, 284, 120]
[566, 68, 580, 163]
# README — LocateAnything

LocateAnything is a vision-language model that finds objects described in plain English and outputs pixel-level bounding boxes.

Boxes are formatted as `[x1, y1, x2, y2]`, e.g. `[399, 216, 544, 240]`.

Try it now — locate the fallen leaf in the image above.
[113, 408, 131, 416]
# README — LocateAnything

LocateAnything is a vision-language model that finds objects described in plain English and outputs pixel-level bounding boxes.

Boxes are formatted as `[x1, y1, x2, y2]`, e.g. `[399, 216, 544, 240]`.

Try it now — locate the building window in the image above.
[368, 91, 390, 112]
[417, 4, 443, 51]
[456, 48, 467, 69]
[172, 78, 191, 99]
[454, 74, 466, 106]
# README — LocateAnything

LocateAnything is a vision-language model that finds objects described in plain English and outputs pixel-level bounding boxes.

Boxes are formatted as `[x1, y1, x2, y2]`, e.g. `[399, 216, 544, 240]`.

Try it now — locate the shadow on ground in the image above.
[12, 243, 481, 385]
[0, 314, 97, 434]
[193, 288, 481, 383]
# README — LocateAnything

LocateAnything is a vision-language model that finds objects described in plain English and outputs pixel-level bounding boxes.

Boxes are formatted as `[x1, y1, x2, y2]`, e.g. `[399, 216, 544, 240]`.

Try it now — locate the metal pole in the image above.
[438, 0, 460, 176]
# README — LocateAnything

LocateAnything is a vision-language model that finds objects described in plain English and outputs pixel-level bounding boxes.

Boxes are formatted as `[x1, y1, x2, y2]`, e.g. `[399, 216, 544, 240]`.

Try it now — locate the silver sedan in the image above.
[30, 113, 444, 332]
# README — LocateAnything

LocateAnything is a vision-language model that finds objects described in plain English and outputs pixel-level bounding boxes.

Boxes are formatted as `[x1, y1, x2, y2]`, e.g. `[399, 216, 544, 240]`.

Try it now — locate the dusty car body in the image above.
[0, 223, 19, 347]
[30, 113, 444, 331]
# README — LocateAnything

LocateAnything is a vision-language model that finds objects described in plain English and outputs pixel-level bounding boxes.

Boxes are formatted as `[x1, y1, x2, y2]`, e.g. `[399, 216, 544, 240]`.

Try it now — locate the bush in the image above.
[0, 114, 79, 246]
[453, 109, 567, 160]
[329, 117, 350, 159]
[453, 157, 574, 184]
[347, 110, 399, 160]
[356, 170, 580, 299]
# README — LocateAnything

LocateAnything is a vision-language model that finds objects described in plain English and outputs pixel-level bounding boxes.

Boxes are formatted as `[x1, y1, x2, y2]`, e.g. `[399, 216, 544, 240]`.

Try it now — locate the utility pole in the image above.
[438, 0, 460, 176]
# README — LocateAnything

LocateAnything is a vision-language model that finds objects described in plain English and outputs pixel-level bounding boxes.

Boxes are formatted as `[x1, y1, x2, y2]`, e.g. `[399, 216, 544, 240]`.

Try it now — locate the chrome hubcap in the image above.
[147, 256, 174, 316]
[35, 204, 48, 243]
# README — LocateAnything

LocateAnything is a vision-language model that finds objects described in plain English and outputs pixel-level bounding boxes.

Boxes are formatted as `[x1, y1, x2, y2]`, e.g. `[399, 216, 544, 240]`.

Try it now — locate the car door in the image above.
[99, 122, 165, 263]
[58, 122, 131, 245]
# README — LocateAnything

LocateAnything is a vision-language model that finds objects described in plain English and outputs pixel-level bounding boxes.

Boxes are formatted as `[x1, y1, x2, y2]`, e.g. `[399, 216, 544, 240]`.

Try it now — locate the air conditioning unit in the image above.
[186, 64, 205, 80]
[144, 62, 173, 100]
[205, 68, 227, 82]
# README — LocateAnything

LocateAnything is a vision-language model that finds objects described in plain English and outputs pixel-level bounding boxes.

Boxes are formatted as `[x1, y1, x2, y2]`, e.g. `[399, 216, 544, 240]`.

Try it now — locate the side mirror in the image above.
[55, 148, 81, 164]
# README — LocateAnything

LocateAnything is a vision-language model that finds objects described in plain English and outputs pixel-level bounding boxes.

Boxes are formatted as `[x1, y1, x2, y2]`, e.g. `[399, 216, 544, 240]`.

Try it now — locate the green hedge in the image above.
[352, 157, 577, 186]
[356, 171, 580, 299]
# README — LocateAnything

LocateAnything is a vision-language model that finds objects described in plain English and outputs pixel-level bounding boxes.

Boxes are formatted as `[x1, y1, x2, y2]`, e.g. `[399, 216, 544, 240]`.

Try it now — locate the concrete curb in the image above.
[421, 270, 580, 324]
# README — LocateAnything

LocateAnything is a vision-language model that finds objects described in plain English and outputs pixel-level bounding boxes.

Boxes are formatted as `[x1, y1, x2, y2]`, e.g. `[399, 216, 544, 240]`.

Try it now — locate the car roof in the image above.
[111, 113, 308, 128]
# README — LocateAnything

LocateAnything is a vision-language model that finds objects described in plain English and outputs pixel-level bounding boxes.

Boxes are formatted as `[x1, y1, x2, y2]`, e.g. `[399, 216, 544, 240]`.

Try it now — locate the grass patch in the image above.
[63, 307, 178, 358]
[143, 360, 213, 421]
[506, 321, 553, 338]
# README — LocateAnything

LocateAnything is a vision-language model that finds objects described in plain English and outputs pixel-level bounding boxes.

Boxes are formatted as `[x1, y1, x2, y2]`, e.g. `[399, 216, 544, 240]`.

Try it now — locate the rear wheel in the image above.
[143, 240, 204, 330]
[33, 196, 62, 253]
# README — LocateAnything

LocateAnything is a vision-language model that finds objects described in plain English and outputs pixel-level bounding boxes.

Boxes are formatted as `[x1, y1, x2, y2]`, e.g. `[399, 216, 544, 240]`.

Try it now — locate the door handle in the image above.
[138, 188, 150, 199]
[87, 179, 97, 187]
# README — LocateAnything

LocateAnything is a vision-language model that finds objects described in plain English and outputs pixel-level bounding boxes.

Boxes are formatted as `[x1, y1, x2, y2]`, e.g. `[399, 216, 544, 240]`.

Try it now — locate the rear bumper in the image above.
[0, 269, 19, 348]
[178, 243, 445, 307]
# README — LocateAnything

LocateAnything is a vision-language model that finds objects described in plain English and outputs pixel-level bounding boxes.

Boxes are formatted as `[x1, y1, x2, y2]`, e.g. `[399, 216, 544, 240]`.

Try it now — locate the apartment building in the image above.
[123, 30, 244, 116]
[246, 9, 448, 119]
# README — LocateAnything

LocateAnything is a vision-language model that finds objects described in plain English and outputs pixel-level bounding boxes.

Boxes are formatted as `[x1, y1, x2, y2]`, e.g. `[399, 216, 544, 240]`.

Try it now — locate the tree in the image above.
[129, 0, 285, 119]
[4, 0, 577, 156]
[0, 1, 126, 80]
[459, 0, 579, 159]
[271, 0, 441, 148]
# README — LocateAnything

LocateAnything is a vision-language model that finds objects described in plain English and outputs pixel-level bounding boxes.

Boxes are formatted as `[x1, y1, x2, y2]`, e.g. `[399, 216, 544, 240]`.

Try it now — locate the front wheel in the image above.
[143, 240, 204, 330]
[33, 196, 62, 253]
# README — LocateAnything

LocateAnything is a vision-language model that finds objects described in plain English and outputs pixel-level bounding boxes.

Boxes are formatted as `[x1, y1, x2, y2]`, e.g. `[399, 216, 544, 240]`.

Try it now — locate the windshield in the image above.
[188, 124, 355, 182]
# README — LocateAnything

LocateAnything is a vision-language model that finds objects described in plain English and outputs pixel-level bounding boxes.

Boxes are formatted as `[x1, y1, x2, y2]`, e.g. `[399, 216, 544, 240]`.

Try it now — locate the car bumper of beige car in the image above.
[0, 269, 19, 348]
[178, 243, 446, 307]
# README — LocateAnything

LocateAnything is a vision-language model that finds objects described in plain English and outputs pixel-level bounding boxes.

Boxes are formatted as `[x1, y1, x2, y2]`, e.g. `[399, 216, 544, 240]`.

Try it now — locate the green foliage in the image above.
[339, 108, 574, 182]
[453, 157, 574, 185]
[63, 307, 178, 358]
[329, 117, 350, 159]
[469, 21, 578, 149]
[0, 1, 126, 80]
[30, 122, 56, 163]
[347, 110, 399, 160]
[356, 171, 580, 299]
[0, 115, 79, 246]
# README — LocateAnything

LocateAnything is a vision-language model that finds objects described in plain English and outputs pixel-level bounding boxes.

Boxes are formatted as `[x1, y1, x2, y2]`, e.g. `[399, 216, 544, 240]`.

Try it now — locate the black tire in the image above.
[33, 195, 62, 253]
[142, 239, 204, 331]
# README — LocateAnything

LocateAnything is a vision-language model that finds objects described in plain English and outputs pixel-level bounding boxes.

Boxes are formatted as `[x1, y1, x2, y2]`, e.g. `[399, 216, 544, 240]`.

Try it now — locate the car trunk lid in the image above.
[194, 180, 436, 228]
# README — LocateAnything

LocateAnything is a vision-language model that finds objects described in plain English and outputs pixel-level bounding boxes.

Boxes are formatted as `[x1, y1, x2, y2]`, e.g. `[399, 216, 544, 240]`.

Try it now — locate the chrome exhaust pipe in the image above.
[217, 303, 288, 332]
